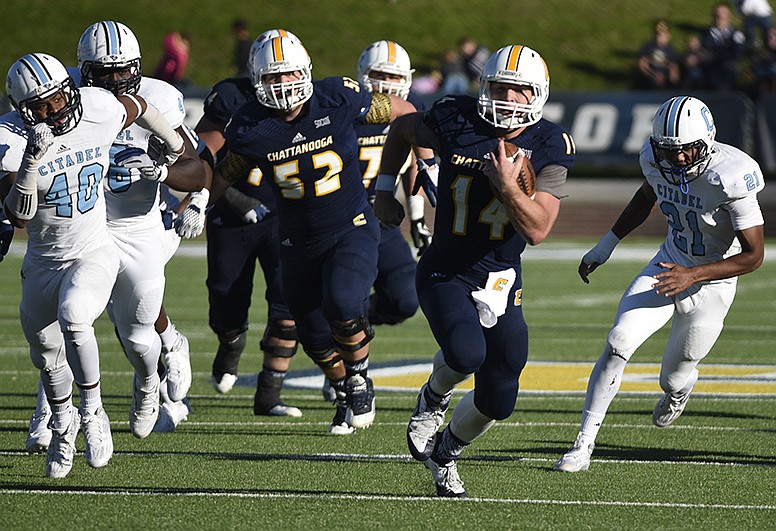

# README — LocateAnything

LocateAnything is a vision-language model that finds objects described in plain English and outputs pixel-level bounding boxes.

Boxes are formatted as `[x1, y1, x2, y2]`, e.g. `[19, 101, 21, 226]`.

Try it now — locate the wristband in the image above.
[375, 173, 398, 193]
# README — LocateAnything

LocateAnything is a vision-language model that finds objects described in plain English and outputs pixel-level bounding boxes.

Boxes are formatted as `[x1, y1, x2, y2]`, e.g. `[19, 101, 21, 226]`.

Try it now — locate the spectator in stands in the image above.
[637, 20, 681, 89]
[681, 35, 712, 90]
[438, 48, 469, 94]
[231, 18, 252, 77]
[457, 36, 490, 86]
[752, 27, 776, 94]
[734, 0, 773, 49]
[700, 2, 747, 90]
[153, 31, 191, 88]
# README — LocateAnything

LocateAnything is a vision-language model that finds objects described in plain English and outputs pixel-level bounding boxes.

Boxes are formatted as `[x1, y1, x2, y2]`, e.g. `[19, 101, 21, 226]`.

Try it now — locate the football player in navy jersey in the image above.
[196, 29, 302, 418]
[355, 40, 434, 327]
[375, 45, 576, 497]
[209, 34, 419, 434]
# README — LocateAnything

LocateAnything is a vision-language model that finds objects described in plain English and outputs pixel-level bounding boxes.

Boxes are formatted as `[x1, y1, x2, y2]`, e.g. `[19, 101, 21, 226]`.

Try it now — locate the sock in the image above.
[345, 355, 369, 378]
[78, 382, 102, 415]
[428, 349, 470, 396]
[158, 319, 178, 352]
[448, 391, 494, 442]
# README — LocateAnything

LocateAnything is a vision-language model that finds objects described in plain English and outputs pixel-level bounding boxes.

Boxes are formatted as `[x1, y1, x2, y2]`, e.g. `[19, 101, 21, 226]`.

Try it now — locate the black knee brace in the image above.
[259, 319, 299, 358]
[330, 316, 375, 352]
[307, 347, 343, 370]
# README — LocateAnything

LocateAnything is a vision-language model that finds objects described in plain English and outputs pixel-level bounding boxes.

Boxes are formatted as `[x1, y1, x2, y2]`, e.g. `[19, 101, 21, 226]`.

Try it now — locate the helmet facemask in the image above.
[256, 70, 313, 111]
[250, 36, 314, 111]
[478, 80, 545, 129]
[81, 60, 141, 95]
[15, 75, 82, 136]
[357, 40, 413, 100]
[650, 96, 716, 193]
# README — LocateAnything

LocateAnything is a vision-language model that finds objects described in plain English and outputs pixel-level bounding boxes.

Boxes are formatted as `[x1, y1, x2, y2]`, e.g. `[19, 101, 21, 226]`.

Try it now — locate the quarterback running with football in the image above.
[554, 96, 765, 473]
[375, 44, 575, 497]
[2, 52, 186, 477]
[208, 34, 419, 434]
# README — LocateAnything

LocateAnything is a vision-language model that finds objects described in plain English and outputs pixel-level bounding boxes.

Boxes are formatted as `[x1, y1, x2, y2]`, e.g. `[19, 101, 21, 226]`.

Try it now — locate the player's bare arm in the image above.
[162, 126, 207, 192]
[652, 224, 764, 296]
[208, 151, 254, 204]
[373, 112, 425, 226]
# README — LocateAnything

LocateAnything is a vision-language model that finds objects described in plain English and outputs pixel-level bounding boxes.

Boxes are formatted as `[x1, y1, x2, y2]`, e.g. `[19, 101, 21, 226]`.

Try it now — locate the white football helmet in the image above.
[249, 35, 313, 111]
[357, 40, 414, 100]
[248, 28, 301, 71]
[477, 45, 549, 129]
[78, 20, 142, 95]
[650, 96, 716, 190]
[6, 53, 82, 135]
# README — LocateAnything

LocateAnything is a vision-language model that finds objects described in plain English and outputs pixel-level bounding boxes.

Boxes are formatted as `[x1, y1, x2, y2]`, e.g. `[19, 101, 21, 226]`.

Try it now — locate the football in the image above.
[491, 143, 537, 201]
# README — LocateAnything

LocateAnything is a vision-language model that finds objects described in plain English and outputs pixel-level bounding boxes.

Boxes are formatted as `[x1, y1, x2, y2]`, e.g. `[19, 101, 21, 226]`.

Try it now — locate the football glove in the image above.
[147, 134, 184, 167]
[174, 189, 210, 239]
[412, 158, 439, 208]
[582, 231, 620, 267]
[0, 215, 13, 263]
[113, 147, 169, 182]
[243, 202, 271, 224]
[25, 123, 54, 163]
[410, 217, 432, 256]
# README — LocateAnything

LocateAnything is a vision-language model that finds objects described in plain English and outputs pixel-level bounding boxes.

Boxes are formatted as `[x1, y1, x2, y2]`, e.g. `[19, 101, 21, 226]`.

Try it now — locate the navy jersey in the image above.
[355, 92, 426, 196]
[225, 76, 373, 247]
[203, 76, 277, 226]
[424, 95, 575, 272]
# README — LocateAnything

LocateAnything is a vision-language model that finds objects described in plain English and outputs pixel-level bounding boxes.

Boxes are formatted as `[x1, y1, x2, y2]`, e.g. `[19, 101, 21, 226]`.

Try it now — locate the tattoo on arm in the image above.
[365, 93, 392, 125]
[217, 151, 254, 184]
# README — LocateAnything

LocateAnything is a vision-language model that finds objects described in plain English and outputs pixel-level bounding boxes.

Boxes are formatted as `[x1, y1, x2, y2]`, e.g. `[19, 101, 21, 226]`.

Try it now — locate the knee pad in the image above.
[116, 324, 159, 360]
[605, 328, 636, 362]
[330, 316, 375, 353]
[259, 320, 299, 358]
[307, 347, 342, 370]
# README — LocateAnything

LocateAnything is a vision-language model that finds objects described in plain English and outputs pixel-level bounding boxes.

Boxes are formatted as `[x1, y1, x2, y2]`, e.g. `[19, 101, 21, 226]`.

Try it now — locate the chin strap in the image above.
[680, 172, 690, 194]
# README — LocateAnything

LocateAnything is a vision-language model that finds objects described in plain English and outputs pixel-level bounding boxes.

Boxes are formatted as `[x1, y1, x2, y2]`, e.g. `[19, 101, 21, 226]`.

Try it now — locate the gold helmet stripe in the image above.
[506, 45, 523, 71]
[387, 41, 396, 63]
[272, 37, 284, 61]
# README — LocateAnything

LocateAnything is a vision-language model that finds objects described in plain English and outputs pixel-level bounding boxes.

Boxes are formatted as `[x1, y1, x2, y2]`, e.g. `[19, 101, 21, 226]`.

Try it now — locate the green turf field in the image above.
[1, 243, 775, 530]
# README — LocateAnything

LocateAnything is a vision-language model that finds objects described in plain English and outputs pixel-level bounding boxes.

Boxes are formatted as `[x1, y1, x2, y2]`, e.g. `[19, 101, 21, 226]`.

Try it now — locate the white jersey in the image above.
[68, 69, 186, 228]
[0, 88, 126, 264]
[0, 111, 27, 178]
[640, 140, 765, 269]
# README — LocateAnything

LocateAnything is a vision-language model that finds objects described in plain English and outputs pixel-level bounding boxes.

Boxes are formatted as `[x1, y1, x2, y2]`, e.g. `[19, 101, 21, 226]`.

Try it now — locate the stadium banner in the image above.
[0, 90, 761, 175]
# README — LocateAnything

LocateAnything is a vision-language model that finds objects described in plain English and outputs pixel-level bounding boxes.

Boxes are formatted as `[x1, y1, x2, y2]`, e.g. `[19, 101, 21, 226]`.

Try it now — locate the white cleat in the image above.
[26, 392, 52, 454]
[653, 391, 693, 427]
[321, 378, 337, 403]
[130, 375, 160, 439]
[81, 407, 113, 468]
[46, 408, 80, 478]
[424, 456, 467, 498]
[407, 384, 448, 461]
[163, 332, 192, 402]
[152, 400, 190, 433]
[212, 373, 238, 394]
[258, 402, 303, 418]
[554, 435, 594, 473]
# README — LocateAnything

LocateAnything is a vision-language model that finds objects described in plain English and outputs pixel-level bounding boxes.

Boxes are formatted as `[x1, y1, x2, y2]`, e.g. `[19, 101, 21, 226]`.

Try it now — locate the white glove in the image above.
[174, 189, 210, 238]
[25, 123, 54, 163]
[113, 147, 168, 182]
[582, 231, 620, 266]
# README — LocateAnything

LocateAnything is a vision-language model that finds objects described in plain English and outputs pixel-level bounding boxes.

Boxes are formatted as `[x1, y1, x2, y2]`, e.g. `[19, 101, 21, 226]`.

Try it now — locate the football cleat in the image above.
[407, 384, 449, 461]
[254, 400, 303, 418]
[424, 456, 467, 498]
[321, 378, 337, 403]
[554, 434, 594, 473]
[212, 373, 238, 394]
[653, 391, 693, 427]
[45, 407, 80, 478]
[344, 374, 375, 429]
[163, 332, 192, 402]
[152, 400, 190, 433]
[26, 386, 52, 454]
[130, 374, 160, 439]
[328, 398, 355, 435]
[81, 407, 113, 468]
